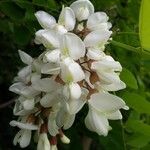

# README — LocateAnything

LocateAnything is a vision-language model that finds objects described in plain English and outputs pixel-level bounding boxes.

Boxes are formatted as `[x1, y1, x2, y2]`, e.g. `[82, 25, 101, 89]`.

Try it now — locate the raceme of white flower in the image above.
[9, 0, 129, 149]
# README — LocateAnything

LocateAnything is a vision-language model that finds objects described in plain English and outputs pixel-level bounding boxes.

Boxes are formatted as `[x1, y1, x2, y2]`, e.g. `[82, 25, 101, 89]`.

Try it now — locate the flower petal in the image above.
[84, 30, 112, 48]
[56, 108, 75, 129]
[60, 57, 85, 82]
[58, 7, 75, 31]
[17, 66, 32, 84]
[41, 30, 60, 48]
[67, 88, 88, 114]
[87, 12, 111, 31]
[44, 49, 60, 63]
[48, 112, 59, 136]
[22, 98, 35, 110]
[85, 107, 109, 136]
[88, 92, 126, 113]
[106, 110, 122, 120]
[32, 78, 60, 92]
[19, 130, 31, 148]
[41, 63, 60, 75]
[61, 33, 85, 60]
[86, 48, 105, 60]
[37, 133, 51, 150]
[69, 83, 81, 99]
[97, 81, 126, 91]
[35, 11, 56, 29]
[70, 0, 94, 21]
[40, 92, 61, 108]
[18, 50, 33, 65]
[10, 121, 38, 130]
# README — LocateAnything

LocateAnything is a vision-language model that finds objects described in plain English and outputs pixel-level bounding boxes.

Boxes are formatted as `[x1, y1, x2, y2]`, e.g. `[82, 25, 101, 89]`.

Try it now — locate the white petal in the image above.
[32, 78, 60, 92]
[37, 133, 51, 150]
[106, 110, 122, 120]
[10, 121, 38, 130]
[40, 92, 60, 108]
[91, 57, 122, 71]
[69, 83, 81, 99]
[34, 29, 46, 44]
[53, 24, 67, 34]
[58, 7, 75, 31]
[48, 113, 59, 136]
[86, 48, 105, 60]
[87, 12, 110, 31]
[60, 134, 70, 144]
[70, 0, 94, 21]
[35, 11, 56, 29]
[60, 57, 85, 82]
[21, 86, 40, 98]
[9, 82, 25, 95]
[18, 50, 33, 65]
[31, 73, 41, 83]
[88, 92, 126, 113]
[56, 108, 75, 129]
[17, 66, 32, 83]
[41, 63, 60, 75]
[40, 30, 60, 48]
[22, 98, 35, 110]
[61, 33, 85, 60]
[67, 88, 87, 114]
[85, 73, 94, 89]
[85, 107, 109, 136]
[44, 49, 60, 63]
[51, 145, 58, 150]
[19, 130, 31, 148]
[84, 30, 112, 48]
[13, 130, 22, 146]
[98, 81, 126, 91]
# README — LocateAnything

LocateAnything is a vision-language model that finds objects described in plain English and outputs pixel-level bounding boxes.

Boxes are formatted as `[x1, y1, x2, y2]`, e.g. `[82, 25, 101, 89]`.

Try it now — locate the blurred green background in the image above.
[0, 0, 150, 150]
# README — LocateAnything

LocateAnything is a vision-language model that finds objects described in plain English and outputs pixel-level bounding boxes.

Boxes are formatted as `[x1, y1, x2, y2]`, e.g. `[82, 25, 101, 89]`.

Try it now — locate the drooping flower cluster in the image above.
[9, 0, 128, 149]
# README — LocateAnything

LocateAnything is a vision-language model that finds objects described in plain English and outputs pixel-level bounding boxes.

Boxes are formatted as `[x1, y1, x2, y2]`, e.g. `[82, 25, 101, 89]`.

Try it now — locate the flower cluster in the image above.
[9, 0, 128, 149]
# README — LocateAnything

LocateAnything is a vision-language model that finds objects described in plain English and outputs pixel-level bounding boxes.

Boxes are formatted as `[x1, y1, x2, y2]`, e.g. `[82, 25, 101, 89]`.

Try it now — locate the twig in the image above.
[82, 136, 92, 150]
[0, 98, 15, 109]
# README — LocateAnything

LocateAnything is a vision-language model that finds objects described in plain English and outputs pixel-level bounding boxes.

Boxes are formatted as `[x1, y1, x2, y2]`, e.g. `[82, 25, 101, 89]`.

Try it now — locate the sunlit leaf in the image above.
[139, 0, 150, 51]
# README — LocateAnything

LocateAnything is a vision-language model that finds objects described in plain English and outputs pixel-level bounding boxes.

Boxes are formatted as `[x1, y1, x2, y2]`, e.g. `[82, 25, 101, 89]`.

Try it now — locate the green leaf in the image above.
[13, 25, 31, 46]
[122, 92, 150, 114]
[126, 120, 150, 137]
[127, 133, 150, 148]
[139, 0, 150, 51]
[120, 68, 138, 89]
[99, 121, 126, 150]
[0, 2, 25, 20]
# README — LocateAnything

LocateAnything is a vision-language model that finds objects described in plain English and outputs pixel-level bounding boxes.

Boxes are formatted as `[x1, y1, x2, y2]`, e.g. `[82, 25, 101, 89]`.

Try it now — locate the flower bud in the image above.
[60, 134, 70, 144]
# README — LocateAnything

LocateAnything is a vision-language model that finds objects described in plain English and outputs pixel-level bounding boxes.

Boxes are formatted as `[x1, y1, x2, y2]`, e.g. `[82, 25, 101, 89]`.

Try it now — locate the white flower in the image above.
[60, 33, 85, 60]
[56, 107, 76, 130]
[37, 133, 51, 150]
[70, 0, 94, 21]
[60, 57, 85, 83]
[87, 12, 112, 31]
[10, 119, 38, 148]
[91, 55, 123, 85]
[60, 134, 70, 144]
[13, 129, 32, 148]
[51, 145, 58, 150]
[85, 92, 128, 136]
[84, 30, 112, 51]
[35, 7, 75, 34]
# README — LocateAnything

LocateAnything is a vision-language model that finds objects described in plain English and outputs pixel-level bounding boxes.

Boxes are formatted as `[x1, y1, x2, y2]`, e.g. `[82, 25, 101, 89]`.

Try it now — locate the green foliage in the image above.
[0, 0, 150, 150]
[139, 0, 150, 51]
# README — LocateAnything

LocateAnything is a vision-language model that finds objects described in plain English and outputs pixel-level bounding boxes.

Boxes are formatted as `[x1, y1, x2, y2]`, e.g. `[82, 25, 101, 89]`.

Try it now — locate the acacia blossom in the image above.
[9, 0, 128, 149]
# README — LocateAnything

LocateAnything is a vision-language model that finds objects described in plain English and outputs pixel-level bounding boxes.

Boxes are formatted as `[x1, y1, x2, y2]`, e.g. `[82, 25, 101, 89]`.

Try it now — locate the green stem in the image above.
[111, 40, 150, 56]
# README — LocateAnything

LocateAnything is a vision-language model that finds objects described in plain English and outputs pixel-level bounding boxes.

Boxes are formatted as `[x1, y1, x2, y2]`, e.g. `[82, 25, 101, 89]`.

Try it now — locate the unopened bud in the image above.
[51, 145, 58, 150]
[60, 134, 70, 144]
